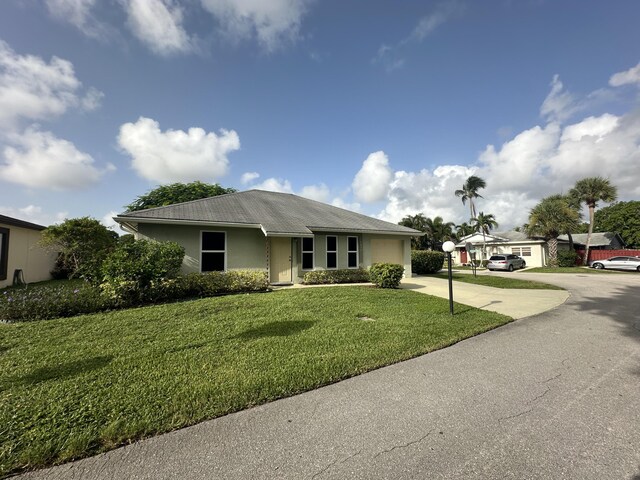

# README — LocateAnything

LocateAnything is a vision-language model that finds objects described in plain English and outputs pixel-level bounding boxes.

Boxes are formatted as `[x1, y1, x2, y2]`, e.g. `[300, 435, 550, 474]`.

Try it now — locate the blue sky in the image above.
[1, 0, 639, 233]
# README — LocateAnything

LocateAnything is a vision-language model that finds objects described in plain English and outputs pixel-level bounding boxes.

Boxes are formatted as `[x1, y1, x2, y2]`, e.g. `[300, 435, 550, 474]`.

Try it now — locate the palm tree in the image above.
[425, 216, 455, 250]
[455, 175, 486, 221]
[527, 195, 581, 267]
[399, 213, 429, 249]
[455, 222, 475, 241]
[569, 177, 618, 265]
[471, 212, 498, 261]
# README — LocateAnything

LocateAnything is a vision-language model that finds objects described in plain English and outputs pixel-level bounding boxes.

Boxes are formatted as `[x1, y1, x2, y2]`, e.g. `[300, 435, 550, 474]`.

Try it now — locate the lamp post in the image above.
[442, 241, 455, 315]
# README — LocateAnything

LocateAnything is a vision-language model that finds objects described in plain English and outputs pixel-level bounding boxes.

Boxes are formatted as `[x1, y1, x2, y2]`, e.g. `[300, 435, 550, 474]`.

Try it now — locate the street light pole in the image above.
[442, 241, 455, 315]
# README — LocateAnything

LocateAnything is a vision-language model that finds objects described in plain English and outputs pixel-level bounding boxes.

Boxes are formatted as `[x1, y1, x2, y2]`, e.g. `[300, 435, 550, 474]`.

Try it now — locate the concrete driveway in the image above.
[20, 273, 640, 479]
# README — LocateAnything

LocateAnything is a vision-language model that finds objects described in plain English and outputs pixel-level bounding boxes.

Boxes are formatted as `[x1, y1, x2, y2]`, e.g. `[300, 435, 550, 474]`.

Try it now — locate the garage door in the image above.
[371, 239, 404, 265]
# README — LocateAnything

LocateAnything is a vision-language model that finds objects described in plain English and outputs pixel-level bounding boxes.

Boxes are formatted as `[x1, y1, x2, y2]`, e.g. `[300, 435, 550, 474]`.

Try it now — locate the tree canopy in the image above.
[125, 182, 237, 212]
[593, 200, 640, 247]
[455, 175, 486, 221]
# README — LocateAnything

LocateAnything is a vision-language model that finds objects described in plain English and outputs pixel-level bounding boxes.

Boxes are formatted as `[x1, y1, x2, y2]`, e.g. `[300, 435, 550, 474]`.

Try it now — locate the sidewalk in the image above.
[400, 274, 569, 319]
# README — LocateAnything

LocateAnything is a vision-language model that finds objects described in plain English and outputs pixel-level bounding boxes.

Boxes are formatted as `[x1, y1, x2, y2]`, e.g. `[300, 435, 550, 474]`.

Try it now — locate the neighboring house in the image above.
[558, 232, 625, 250]
[454, 231, 548, 268]
[0, 215, 57, 288]
[113, 190, 420, 284]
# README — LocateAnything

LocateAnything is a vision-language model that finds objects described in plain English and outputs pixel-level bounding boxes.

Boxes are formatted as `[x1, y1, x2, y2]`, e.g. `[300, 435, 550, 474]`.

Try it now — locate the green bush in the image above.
[178, 270, 269, 297]
[303, 268, 370, 285]
[100, 239, 185, 305]
[557, 250, 579, 267]
[411, 250, 445, 274]
[369, 263, 404, 289]
[0, 283, 112, 322]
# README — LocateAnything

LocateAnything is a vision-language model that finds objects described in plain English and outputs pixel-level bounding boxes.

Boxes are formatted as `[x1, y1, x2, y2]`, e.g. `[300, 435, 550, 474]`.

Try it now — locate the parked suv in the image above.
[487, 254, 526, 272]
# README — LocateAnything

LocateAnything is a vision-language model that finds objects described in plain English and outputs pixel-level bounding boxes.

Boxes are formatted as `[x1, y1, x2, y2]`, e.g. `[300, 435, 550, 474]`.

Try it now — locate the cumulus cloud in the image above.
[352, 151, 394, 203]
[240, 171, 260, 184]
[251, 177, 293, 193]
[0, 204, 68, 227]
[0, 40, 101, 128]
[609, 61, 640, 87]
[299, 183, 330, 202]
[123, 0, 194, 55]
[118, 117, 240, 183]
[200, 0, 311, 51]
[45, 0, 109, 40]
[0, 127, 113, 190]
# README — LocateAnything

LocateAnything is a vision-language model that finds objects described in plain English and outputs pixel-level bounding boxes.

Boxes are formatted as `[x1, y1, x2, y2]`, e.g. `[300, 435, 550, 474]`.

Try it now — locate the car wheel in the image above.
[593, 263, 604, 269]
[637, 266, 640, 272]
[521, 261, 526, 268]
[508, 264, 514, 272]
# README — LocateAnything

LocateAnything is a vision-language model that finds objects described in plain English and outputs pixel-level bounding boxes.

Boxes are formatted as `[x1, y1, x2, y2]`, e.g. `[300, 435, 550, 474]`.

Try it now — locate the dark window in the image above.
[348, 236, 358, 268]
[201, 231, 225, 272]
[326, 236, 337, 269]
[0, 228, 8, 281]
[302, 237, 314, 270]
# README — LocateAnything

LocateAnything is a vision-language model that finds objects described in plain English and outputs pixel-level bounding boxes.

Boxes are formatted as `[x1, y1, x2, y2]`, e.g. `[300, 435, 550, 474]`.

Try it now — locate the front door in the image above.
[270, 237, 292, 284]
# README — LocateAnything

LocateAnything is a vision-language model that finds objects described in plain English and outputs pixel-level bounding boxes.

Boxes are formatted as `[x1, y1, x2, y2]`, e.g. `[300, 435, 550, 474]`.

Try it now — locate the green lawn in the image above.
[431, 272, 564, 290]
[0, 286, 511, 477]
[522, 267, 635, 274]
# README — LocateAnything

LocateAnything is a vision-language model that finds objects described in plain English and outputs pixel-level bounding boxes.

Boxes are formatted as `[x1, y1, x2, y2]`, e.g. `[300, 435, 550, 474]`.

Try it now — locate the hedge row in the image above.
[411, 250, 445, 274]
[302, 268, 370, 285]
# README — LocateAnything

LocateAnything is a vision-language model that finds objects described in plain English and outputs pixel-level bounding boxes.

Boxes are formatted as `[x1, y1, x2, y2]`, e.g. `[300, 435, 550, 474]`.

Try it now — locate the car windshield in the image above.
[489, 256, 505, 260]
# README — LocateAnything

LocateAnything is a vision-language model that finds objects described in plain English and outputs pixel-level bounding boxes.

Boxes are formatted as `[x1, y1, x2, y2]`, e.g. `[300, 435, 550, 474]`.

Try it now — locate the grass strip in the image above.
[0, 286, 510, 477]
[431, 272, 564, 290]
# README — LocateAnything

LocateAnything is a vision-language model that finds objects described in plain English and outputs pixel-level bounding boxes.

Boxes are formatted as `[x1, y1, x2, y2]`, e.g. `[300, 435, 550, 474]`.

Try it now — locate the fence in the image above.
[576, 249, 640, 263]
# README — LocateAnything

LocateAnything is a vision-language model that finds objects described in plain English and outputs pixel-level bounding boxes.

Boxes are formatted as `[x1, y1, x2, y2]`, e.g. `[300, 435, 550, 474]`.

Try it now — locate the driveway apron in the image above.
[19, 274, 640, 480]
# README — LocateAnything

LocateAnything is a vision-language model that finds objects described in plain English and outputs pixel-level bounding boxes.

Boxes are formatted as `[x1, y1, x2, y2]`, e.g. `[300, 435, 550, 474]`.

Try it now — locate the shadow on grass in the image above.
[0, 344, 11, 355]
[4, 355, 113, 390]
[237, 320, 316, 340]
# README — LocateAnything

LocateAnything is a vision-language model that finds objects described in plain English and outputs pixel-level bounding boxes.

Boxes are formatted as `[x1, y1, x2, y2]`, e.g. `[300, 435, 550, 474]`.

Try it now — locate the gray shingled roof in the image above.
[115, 190, 419, 236]
[0, 214, 46, 230]
[558, 232, 623, 247]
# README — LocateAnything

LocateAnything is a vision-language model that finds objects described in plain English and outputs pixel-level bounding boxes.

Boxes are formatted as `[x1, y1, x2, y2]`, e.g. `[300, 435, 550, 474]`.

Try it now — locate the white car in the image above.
[589, 256, 640, 272]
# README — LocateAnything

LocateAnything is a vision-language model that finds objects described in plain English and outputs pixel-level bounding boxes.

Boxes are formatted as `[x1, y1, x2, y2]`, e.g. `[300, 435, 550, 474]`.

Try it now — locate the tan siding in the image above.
[0, 224, 56, 288]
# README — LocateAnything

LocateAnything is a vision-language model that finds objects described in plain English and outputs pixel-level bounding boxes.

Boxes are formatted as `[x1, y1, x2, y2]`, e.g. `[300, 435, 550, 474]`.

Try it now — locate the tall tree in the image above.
[455, 175, 487, 221]
[126, 181, 237, 212]
[399, 213, 429, 249]
[569, 177, 618, 265]
[593, 201, 640, 248]
[526, 195, 581, 267]
[455, 222, 475, 241]
[471, 212, 498, 260]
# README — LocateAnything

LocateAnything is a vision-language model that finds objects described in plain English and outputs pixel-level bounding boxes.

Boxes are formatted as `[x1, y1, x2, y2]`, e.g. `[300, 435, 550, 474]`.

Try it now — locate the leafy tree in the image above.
[526, 195, 581, 267]
[455, 222, 475, 240]
[455, 175, 486, 221]
[40, 217, 118, 281]
[424, 216, 455, 250]
[399, 213, 429, 249]
[593, 201, 640, 247]
[125, 181, 237, 212]
[569, 177, 618, 264]
[471, 212, 498, 260]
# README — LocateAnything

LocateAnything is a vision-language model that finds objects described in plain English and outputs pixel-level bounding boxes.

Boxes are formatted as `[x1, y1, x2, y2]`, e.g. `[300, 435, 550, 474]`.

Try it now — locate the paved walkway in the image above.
[19, 273, 640, 479]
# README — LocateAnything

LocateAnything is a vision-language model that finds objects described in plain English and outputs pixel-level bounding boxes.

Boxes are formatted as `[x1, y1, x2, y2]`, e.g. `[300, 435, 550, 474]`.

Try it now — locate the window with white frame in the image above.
[326, 235, 337, 269]
[302, 237, 314, 270]
[347, 236, 358, 268]
[201, 231, 226, 272]
[512, 247, 532, 256]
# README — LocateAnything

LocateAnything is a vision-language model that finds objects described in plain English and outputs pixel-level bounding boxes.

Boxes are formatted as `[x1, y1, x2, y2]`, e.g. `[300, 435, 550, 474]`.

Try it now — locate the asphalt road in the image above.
[20, 273, 640, 480]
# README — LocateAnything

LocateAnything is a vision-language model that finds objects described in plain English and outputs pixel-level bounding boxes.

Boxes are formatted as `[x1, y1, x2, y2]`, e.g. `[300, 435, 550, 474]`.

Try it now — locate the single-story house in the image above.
[113, 190, 420, 284]
[454, 231, 548, 267]
[0, 215, 57, 288]
[557, 232, 625, 250]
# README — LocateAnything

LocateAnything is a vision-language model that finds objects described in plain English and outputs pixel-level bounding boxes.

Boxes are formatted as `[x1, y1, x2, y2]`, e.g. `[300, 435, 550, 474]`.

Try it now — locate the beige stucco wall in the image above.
[362, 234, 412, 277]
[0, 223, 56, 288]
[136, 224, 267, 274]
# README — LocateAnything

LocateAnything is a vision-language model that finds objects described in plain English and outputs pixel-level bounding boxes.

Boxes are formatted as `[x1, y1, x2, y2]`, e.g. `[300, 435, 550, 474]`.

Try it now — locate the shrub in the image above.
[303, 268, 370, 285]
[178, 270, 269, 297]
[369, 263, 404, 289]
[558, 249, 580, 267]
[411, 250, 445, 274]
[100, 239, 185, 306]
[0, 283, 111, 322]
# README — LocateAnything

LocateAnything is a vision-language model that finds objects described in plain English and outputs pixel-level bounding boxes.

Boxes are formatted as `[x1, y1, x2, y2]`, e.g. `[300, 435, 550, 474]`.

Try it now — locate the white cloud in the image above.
[0, 127, 113, 190]
[251, 177, 293, 193]
[352, 151, 393, 203]
[102, 210, 127, 235]
[45, 0, 109, 40]
[0, 40, 101, 128]
[299, 183, 330, 202]
[200, 0, 311, 51]
[609, 62, 640, 87]
[540, 74, 578, 123]
[240, 171, 260, 184]
[331, 197, 361, 212]
[123, 0, 194, 55]
[0, 205, 67, 227]
[118, 116, 240, 183]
